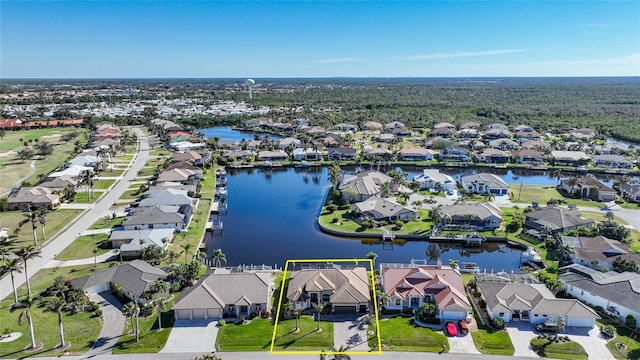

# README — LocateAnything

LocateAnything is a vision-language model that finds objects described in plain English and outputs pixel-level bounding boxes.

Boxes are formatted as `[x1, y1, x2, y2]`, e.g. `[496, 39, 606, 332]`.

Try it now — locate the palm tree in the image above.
[430, 205, 444, 224]
[166, 249, 179, 263]
[283, 301, 293, 319]
[2, 258, 22, 303]
[154, 296, 170, 331]
[122, 302, 137, 334]
[565, 176, 580, 196]
[327, 163, 342, 189]
[313, 302, 325, 331]
[79, 169, 94, 200]
[36, 209, 47, 241]
[16, 245, 42, 295]
[42, 296, 68, 348]
[365, 251, 378, 267]
[210, 248, 227, 267]
[387, 170, 408, 194]
[10, 295, 39, 349]
[556, 315, 566, 336]
[448, 259, 459, 269]
[426, 243, 441, 264]
[180, 243, 193, 263]
[375, 289, 390, 309]
[18, 208, 39, 245]
[557, 244, 574, 265]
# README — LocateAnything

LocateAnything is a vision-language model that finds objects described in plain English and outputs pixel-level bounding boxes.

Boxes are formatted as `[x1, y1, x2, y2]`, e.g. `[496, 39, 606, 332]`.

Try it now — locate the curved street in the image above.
[0, 127, 151, 300]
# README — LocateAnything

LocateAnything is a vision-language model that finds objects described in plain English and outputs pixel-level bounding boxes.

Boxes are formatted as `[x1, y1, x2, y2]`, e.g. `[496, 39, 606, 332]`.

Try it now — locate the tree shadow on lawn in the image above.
[273, 329, 320, 349]
[0, 343, 67, 359]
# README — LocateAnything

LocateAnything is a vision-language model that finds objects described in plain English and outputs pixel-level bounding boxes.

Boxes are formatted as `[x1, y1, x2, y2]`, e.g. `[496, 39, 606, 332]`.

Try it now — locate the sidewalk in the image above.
[43, 250, 118, 268]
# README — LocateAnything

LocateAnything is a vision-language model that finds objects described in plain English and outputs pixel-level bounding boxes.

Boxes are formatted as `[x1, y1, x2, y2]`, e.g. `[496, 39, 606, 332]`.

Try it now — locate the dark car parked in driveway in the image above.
[535, 323, 560, 332]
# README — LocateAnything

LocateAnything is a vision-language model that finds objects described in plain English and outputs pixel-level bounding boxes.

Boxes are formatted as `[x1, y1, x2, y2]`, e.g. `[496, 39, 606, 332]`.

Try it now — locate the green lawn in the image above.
[273, 317, 334, 351]
[55, 233, 111, 261]
[0, 128, 82, 153]
[530, 337, 588, 360]
[112, 296, 177, 353]
[471, 328, 514, 356]
[375, 316, 449, 352]
[510, 185, 612, 209]
[72, 191, 101, 204]
[98, 169, 125, 177]
[88, 216, 126, 230]
[0, 264, 110, 356]
[92, 179, 116, 190]
[119, 189, 142, 201]
[215, 318, 276, 351]
[598, 320, 640, 360]
[0, 209, 83, 250]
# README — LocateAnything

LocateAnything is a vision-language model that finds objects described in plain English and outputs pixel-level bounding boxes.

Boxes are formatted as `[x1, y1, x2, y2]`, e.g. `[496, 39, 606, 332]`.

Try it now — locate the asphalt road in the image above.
[0, 127, 151, 300]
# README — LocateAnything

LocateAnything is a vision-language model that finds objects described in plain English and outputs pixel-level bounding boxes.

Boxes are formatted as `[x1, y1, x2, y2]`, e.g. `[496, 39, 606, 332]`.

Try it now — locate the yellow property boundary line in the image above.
[269, 258, 383, 355]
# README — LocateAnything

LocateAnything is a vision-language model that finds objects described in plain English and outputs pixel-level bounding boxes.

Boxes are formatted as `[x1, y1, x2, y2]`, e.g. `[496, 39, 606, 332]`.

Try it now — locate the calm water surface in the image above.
[206, 167, 524, 272]
[199, 126, 281, 142]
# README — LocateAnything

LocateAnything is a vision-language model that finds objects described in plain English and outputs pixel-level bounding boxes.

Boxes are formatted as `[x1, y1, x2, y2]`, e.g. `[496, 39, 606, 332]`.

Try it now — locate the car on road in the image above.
[445, 321, 457, 337]
[458, 319, 469, 334]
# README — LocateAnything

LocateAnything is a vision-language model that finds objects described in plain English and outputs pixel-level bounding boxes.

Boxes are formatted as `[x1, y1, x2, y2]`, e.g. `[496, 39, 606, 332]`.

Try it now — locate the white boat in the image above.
[459, 262, 481, 273]
[295, 161, 311, 167]
[523, 247, 542, 262]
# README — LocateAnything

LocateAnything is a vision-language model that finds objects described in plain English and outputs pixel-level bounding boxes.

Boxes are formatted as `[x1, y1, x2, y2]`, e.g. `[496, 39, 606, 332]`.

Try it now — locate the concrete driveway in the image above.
[564, 325, 615, 360]
[85, 292, 125, 357]
[161, 319, 219, 353]
[332, 314, 370, 351]
[505, 322, 539, 358]
[448, 331, 480, 354]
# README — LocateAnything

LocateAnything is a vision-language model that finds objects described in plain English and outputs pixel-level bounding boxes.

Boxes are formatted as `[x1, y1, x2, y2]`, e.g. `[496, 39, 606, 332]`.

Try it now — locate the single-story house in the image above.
[475, 272, 599, 328]
[222, 150, 253, 160]
[511, 149, 546, 164]
[257, 151, 288, 161]
[384, 121, 406, 132]
[171, 150, 202, 166]
[457, 128, 480, 139]
[522, 140, 551, 151]
[593, 154, 633, 169]
[439, 148, 470, 162]
[375, 133, 396, 143]
[49, 165, 94, 179]
[157, 168, 202, 184]
[619, 182, 640, 202]
[351, 196, 418, 222]
[173, 268, 273, 320]
[363, 147, 393, 160]
[484, 128, 511, 139]
[399, 147, 435, 161]
[278, 137, 302, 150]
[38, 175, 77, 191]
[433, 122, 456, 130]
[524, 206, 595, 234]
[558, 264, 640, 328]
[460, 173, 509, 195]
[438, 202, 503, 230]
[487, 123, 509, 131]
[293, 148, 323, 161]
[7, 187, 60, 210]
[557, 235, 640, 271]
[488, 138, 519, 151]
[334, 123, 358, 131]
[287, 267, 371, 314]
[460, 121, 481, 129]
[67, 155, 102, 169]
[327, 147, 357, 161]
[429, 127, 455, 138]
[71, 260, 167, 304]
[363, 121, 383, 130]
[514, 125, 534, 133]
[476, 148, 509, 163]
[559, 177, 616, 201]
[123, 205, 186, 232]
[339, 170, 392, 202]
[110, 228, 175, 258]
[381, 261, 471, 321]
[551, 151, 591, 166]
[413, 169, 456, 191]
[169, 141, 207, 153]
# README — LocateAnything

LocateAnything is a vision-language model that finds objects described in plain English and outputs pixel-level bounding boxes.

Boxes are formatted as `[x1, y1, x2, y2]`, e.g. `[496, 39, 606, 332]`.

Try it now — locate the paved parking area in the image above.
[506, 322, 615, 359]
[161, 319, 219, 353]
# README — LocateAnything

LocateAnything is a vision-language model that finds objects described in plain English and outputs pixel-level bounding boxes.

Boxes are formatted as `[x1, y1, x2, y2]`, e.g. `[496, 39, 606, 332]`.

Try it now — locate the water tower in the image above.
[245, 78, 255, 99]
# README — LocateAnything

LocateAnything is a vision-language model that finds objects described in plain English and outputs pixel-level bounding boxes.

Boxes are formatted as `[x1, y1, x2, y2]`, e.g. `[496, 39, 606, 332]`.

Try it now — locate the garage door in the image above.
[192, 309, 205, 320]
[333, 306, 355, 314]
[175, 310, 192, 320]
[85, 283, 108, 295]
[567, 317, 594, 327]
[206, 309, 221, 320]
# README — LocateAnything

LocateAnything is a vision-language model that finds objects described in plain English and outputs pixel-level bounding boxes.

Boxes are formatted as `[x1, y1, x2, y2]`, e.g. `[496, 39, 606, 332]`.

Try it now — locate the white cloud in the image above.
[532, 53, 640, 67]
[314, 58, 359, 63]
[394, 49, 528, 61]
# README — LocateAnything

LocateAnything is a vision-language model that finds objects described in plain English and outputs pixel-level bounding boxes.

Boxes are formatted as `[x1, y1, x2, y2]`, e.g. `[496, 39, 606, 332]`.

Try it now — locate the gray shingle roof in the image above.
[71, 260, 167, 298]
[287, 268, 370, 305]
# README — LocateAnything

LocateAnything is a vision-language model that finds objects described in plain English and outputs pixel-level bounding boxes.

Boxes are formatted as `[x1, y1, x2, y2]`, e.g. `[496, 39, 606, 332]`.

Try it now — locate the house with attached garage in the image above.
[380, 260, 472, 321]
[619, 182, 640, 202]
[286, 267, 371, 314]
[593, 154, 633, 169]
[327, 147, 357, 161]
[475, 272, 599, 328]
[524, 206, 594, 235]
[413, 169, 456, 191]
[460, 173, 509, 195]
[338, 170, 392, 202]
[350, 196, 417, 222]
[7, 187, 60, 210]
[173, 267, 273, 320]
[559, 177, 616, 201]
[551, 150, 591, 166]
[399, 147, 435, 161]
[109, 228, 175, 259]
[438, 202, 503, 230]
[557, 235, 640, 272]
[71, 260, 167, 304]
[558, 264, 640, 328]
[123, 205, 186, 232]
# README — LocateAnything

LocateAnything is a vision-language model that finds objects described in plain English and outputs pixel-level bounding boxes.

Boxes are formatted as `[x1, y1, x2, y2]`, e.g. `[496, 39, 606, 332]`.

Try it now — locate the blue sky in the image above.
[1, 1, 639, 78]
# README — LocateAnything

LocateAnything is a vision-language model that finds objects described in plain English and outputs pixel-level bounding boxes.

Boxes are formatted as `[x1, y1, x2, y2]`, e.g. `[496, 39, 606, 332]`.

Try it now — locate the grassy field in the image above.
[0, 209, 83, 250]
[0, 128, 82, 153]
[92, 179, 116, 190]
[88, 216, 126, 230]
[510, 185, 610, 209]
[0, 129, 89, 195]
[375, 316, 449, 352]
[530, 337, 588, 360]
[55, 233, 111, 261]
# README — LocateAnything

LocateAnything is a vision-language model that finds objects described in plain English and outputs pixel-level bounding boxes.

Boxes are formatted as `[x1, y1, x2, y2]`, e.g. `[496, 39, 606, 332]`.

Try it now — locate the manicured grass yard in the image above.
[112, 295, 177, 354]
[273, 317, 334, 351]
[98, 169, 125, 177]
[88, 216, 126, 230]
[510, 185, 613, 209]
[55, 233, 111, 261]
[92, 179, 116, 190]
[119, 189, 142, 201]
[0, 264, 110, 356]
[215, 318, 275, 351]
[598, 320, 640, 360]
[0, 209, 82, 250]
[471, 328, 514, 356]
[530, 337, 588, 360]
[375, 316, 449, 352]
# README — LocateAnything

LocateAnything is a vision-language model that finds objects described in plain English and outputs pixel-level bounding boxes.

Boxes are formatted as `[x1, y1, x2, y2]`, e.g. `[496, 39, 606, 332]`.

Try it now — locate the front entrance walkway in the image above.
[161, 319, 219, 353]
[85, 292, 125, 357]
[331, 314, 370, 352]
